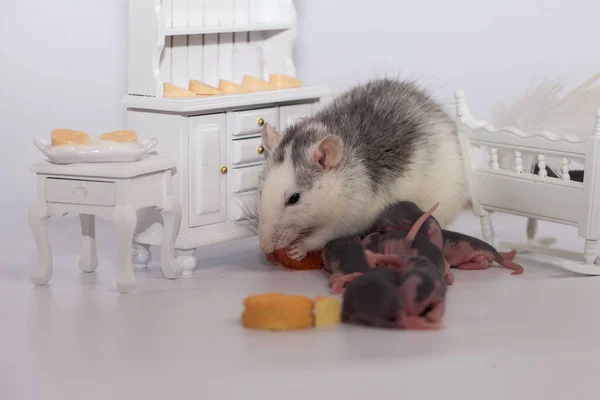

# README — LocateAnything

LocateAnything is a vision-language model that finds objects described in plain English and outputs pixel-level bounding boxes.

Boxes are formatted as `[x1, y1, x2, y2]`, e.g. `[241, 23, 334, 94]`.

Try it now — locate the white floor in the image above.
[2, 210, 600, 400]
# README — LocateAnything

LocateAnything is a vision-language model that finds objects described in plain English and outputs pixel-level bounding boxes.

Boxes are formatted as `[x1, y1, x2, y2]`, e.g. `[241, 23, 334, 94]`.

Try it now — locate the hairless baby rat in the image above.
[322, 237, 406, 295]
[326, 203, 440, 294]
[442, 229, 524, 274]
[342, 261, 446, 330]
[254, 78, 468, 261]
[367, 200, 454, 284]
[370, 201, 444, 249]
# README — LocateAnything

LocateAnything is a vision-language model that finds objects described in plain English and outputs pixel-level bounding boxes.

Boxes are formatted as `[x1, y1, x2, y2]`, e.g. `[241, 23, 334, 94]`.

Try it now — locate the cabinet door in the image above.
[278, 103, 315, 133]
[189, 114, 227, 227]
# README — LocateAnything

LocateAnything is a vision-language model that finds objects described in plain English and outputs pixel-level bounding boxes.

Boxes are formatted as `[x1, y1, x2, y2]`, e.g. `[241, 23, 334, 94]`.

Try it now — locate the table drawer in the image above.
[46, 178, 115, 206]
[231, 136, 265, 165]
[230, 164, 262, 194]
[231, 107, 278, 137]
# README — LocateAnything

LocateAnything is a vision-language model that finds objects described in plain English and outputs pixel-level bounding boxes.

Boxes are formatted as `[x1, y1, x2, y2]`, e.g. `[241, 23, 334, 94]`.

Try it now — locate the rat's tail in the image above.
[494, 249, 524, 275]
[403, 202, 439, 253]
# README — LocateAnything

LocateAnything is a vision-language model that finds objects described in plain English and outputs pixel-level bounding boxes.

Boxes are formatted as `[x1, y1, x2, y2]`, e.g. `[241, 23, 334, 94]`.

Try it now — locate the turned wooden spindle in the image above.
[514, 151, 523, 174]
[490, 148, 499, 170]
[537, 154, 547, 177]
[454, 89, 471, 119]
[561, 157, 570, 181]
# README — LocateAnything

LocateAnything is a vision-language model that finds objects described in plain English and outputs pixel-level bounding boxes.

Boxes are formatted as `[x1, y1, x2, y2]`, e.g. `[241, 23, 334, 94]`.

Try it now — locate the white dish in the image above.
[33, 137, 159, 164]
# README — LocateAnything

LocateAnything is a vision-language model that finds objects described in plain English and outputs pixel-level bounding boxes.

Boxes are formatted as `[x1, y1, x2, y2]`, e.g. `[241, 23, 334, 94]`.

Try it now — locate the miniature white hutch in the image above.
[123, 0, 329, 274]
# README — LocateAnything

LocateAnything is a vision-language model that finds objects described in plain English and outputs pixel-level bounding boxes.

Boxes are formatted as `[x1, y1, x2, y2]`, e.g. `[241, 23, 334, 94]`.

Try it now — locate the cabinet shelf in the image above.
[122, 86, 331, 113]
[165, 22, 292, 36]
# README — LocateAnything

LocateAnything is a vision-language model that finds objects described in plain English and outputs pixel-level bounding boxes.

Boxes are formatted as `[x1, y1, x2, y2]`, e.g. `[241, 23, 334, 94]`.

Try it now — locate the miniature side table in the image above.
[28, 155, 182, 293]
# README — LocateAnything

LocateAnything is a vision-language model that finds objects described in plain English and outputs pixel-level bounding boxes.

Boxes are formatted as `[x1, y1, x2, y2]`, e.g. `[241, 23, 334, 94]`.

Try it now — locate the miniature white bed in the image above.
[454, 89, 600, 275]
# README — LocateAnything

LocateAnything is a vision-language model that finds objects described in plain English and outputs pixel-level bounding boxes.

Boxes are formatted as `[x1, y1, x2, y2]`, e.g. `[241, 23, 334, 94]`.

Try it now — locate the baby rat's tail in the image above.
[494, 249, 524, 275]
[403, 202, 439, 253]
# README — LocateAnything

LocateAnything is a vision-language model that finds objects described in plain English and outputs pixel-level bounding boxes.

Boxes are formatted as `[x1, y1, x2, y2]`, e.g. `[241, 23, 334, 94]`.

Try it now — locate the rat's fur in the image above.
[253, 78, 467, 255]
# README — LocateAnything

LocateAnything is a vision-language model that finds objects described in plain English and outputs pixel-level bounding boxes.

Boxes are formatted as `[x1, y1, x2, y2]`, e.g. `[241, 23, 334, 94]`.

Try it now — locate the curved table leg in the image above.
[113, 206, 137, 294]
[29, 202, 53, 286]
[79, 214, 99, 273]
[159, 196, 183, 279]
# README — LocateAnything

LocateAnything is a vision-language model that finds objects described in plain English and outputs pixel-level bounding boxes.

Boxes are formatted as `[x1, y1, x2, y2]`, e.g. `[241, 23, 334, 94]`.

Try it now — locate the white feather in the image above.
[491, 73, 600, 137]
[490, 72, 600, 176]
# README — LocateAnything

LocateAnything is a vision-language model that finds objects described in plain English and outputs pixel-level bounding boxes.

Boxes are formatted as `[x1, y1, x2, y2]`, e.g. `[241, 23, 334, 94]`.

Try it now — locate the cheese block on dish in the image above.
[269, 74, 302, 89]
[188, 80, 221, 96]
[218, 79, 250, 94]
[314, 296, 341, 327]
[241, 75, 277, 92]
[99, 130, 138, 143]
[51, 129, 90, 146]
[163, 82, 197, 98]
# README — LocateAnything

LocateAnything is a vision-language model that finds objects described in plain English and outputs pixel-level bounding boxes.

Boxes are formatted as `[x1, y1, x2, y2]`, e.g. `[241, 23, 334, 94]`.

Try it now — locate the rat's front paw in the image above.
[286, 241, 307, 261]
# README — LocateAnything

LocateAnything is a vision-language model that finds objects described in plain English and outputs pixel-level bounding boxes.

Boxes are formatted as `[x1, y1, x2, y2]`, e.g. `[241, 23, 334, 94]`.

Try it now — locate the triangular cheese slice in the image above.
[241, 75, 277, 92]
[218, 79, 250, 94]
[163, 82, 197, 98]
[51, 128, 90, 146]
[269, 74, 302, 89]
[100, 130, 138, 143]
[188, 80, 221, 96]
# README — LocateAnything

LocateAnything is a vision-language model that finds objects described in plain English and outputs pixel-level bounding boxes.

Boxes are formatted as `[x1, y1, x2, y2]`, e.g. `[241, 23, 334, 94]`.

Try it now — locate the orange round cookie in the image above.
[242, 292, 314, 331]
[266, 248, 323, 270]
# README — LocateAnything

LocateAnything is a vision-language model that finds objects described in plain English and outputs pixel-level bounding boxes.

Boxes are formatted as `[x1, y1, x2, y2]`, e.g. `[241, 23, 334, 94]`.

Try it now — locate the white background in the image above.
[1, 0, 599, 228]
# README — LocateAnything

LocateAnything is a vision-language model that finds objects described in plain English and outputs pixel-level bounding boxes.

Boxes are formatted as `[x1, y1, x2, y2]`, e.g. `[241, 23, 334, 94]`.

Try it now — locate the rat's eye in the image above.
[286, 193, 300, 205]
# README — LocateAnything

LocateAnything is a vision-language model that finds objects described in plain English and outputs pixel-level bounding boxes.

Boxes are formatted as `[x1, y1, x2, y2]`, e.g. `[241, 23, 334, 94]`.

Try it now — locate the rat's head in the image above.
[257, 121, 345, 253]
[341, 269, 403, 328]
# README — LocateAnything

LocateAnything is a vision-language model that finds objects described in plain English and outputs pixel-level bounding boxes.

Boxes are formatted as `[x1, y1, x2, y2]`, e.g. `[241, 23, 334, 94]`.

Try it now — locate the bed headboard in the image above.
[454, 89, 600, 239]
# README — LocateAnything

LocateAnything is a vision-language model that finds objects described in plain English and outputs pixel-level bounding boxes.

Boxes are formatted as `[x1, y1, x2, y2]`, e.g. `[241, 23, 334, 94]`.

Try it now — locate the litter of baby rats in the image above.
[246, 200, 523, 331]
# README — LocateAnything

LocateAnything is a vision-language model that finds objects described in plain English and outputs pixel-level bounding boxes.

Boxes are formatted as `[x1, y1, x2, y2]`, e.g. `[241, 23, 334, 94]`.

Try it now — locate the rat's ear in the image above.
[261, 123, 282, 153]
[313, 135, 343, 170]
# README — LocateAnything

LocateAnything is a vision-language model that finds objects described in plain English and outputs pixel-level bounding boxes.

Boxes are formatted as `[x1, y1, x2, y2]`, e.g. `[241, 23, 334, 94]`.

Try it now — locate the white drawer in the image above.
[230, 164, 262, 194]
[231, 136, 265, 165]
[231, 107, 278, 137]
[279, 103, 314, 132]
[228, 192, 258, 221]
[46, 178, 115, 206]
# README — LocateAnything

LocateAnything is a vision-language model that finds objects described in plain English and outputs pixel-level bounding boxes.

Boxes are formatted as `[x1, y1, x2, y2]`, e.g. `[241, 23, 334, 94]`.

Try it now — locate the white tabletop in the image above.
[29, 155, 176, 178]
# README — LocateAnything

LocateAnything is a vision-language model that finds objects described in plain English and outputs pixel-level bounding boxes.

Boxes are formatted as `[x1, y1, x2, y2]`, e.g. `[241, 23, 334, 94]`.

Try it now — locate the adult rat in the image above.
[256, 78, 467, 260]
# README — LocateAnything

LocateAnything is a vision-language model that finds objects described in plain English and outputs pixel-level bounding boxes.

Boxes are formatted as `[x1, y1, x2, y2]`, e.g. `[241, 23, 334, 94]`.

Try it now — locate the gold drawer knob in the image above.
[220, 166, 228, 174]
[257, 118, 265, 127]
[257, 145, 264, 154]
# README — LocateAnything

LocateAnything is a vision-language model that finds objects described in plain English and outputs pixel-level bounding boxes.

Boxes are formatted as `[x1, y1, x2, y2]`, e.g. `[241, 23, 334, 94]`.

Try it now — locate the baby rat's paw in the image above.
[329, 272, 363, 294]
[286, 241, 307, 261]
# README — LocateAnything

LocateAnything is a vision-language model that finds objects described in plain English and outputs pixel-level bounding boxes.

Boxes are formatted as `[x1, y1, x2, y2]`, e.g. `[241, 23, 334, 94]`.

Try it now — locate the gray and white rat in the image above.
[255, 78, 467, 260]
